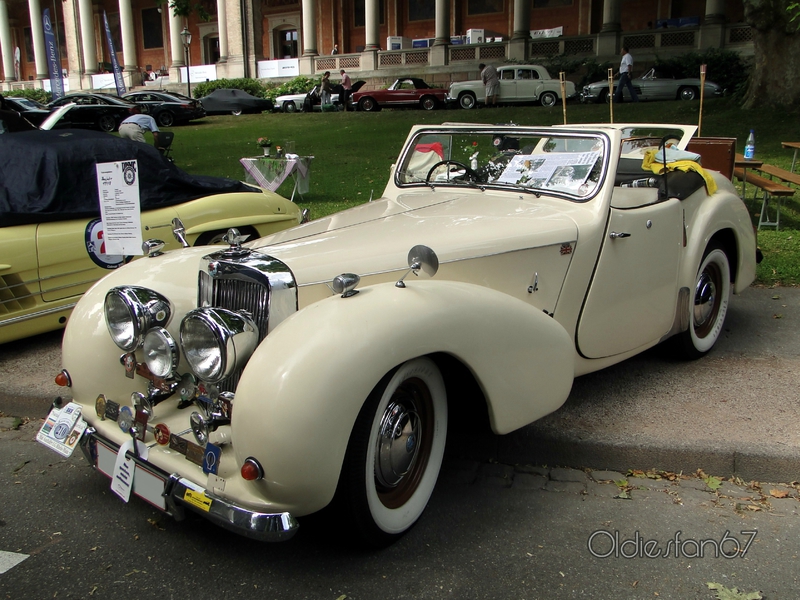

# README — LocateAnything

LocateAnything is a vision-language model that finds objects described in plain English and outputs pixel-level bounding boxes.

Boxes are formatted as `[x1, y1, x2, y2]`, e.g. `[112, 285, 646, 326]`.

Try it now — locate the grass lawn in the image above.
[168, 97, 800, 286]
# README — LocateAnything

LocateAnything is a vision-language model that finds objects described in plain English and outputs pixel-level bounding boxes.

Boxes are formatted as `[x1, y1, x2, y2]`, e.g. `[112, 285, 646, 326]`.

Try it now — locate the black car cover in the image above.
[0, 129, 258, 227]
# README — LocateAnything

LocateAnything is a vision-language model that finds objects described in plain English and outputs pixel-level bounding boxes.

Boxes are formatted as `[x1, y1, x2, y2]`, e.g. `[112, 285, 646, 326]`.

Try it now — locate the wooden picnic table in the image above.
[781, 142, 800, 173]
[735, 154, 763, 202]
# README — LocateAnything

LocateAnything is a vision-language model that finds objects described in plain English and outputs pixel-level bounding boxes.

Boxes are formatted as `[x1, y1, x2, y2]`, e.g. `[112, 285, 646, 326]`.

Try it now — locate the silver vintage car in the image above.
[44, 122, 756, 547]
[581, 66, 725, 103]
[447, 64, 576, 109]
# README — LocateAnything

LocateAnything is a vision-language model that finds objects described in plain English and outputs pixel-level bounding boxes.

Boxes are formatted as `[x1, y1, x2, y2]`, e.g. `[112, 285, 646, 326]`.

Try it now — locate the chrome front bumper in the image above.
[79, 427, 299, 542]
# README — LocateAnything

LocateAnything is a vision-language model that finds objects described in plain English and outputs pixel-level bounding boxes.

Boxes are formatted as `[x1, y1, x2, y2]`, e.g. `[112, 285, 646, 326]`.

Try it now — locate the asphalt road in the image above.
[0, 286, 798, 599]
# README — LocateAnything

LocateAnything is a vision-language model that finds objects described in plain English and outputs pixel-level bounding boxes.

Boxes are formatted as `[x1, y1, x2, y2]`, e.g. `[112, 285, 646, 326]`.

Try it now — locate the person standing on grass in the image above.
[480, 63, 499, 107]
[340, 69, 353, 109]
[320, 71, 332, 105]
[119, 113, 162, 148]
[614, 46, 639, 103]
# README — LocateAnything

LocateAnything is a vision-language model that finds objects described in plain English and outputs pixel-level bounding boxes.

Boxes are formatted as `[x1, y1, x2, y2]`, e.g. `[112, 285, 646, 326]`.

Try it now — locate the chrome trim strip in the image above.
[79, 428, 299, 542]
[0, 302, 77, 327]
[1, 279, 100, 304]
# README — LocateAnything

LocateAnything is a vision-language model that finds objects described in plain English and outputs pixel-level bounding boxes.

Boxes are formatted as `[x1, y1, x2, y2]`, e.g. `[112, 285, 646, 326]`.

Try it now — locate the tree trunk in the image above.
[743, 0, 800, 107]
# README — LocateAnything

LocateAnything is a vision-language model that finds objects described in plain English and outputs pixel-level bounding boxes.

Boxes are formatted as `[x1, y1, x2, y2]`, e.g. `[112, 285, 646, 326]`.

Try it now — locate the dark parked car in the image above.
[352, 77, 448, 112]
[3, 96, 51, 126]
[199, 88, 273, 115]
[122, 91, 205, 127]
[47, 93, 139, 132]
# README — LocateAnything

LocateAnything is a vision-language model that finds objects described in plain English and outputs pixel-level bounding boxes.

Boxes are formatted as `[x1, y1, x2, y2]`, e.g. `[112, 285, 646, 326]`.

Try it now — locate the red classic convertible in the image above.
[352, 77, 447, 112]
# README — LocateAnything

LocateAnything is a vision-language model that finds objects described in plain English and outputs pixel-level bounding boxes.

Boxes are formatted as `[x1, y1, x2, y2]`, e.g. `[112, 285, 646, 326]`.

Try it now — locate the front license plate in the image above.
[95, 440, 167, 511]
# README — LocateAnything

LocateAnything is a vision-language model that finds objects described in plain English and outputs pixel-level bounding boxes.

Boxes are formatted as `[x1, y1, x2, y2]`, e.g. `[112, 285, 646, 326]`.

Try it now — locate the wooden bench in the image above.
[733, 167, 795, 229]
[755, 163, 800, 188]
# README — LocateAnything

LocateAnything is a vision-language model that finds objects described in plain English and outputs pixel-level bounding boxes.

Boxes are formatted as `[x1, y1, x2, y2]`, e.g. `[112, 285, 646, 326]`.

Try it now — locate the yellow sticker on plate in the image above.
[183, 489, 212, 512]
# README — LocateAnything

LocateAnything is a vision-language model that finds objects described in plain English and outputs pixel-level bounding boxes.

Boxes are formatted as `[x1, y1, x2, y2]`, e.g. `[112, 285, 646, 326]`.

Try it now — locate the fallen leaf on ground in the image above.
[706, 582, 763, 599]
[769, 489, 789, 498]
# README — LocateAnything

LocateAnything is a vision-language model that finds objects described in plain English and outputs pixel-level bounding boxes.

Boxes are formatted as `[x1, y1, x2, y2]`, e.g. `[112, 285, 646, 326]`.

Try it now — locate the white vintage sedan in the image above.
[48, 122, 757, 547]
[447, 64, 576, 108]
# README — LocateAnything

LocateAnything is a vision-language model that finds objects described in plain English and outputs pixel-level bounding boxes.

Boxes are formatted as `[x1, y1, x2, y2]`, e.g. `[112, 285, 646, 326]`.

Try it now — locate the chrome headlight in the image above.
[143, 327, 180, 378]
[105, 287, 172, 351]
[179, 308, 258, 383]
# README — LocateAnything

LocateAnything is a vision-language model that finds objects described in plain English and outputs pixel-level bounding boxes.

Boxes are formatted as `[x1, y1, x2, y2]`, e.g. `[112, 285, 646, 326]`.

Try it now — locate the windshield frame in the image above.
[394, 125, 612, 203]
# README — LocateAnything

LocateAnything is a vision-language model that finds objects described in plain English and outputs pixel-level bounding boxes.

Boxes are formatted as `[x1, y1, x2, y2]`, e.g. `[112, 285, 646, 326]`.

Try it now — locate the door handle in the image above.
[609, 231, 631, 239]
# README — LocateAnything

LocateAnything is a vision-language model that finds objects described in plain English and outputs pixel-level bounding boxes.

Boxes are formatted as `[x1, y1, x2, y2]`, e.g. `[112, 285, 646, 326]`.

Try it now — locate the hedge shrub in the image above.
[191, 77, 267, 99]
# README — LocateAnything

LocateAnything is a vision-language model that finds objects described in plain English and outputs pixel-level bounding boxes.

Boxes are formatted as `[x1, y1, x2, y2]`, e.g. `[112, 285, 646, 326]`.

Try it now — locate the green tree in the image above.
[742, 0, 800, 107]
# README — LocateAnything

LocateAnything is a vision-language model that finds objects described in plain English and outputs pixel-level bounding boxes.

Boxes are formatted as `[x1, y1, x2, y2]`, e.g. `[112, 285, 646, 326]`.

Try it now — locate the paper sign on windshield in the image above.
[96, 160, 143, 256]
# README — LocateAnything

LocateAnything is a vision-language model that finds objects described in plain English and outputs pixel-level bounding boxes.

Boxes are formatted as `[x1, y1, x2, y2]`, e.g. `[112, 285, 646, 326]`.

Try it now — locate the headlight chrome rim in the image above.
[104, 287, 172, 351]
[143, 327, 180, 378]
[180, 308, 258, 384]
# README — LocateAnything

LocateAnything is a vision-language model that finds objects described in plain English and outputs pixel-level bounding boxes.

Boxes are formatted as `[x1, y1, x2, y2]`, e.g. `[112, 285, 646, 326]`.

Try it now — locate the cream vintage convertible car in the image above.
[44, 122, 757, 547]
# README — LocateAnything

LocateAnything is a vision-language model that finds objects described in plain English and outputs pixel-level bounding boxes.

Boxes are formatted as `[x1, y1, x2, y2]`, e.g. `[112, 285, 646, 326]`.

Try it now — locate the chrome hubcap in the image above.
[375, 401, 421, 488]
[693, 272, 716, 328]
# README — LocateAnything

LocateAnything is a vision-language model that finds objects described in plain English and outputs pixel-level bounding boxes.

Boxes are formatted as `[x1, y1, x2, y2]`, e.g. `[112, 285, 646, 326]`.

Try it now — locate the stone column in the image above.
[432, 0, 448, 46]
[0, 0, 15, 80]
[511, 0, 530, 40]
[28, 0, 48, 78]
[301, 0, 317, 55]
[61, 0, 82, 89]
[704, 0, 725, 24]
[217, 0, 228, 61]
[364, 0, 379, 50]
[600, 0, 621, 33]
[77, 0, 97, 74]
[118, 0, 136, 70]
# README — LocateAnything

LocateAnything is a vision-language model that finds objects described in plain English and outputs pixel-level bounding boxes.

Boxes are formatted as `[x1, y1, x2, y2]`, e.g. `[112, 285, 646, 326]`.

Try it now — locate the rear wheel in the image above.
[97, 115, 116, 132]
[679, 86, 698, 101]
[336, 357, 447, 547]
[156, 111, 175, 127]
[539, 91, 558, 107]
[673, 243, 731, 359]
[359, 97, 379, 112]
[231, 109, 243, 116]
[420, 96, 437, 111]
[458, 93, 477, 109]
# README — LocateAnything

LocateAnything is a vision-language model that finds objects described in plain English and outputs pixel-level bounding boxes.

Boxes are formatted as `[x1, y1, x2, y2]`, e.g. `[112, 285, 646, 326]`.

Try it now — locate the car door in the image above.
[389, 80, 417, 106]
[576, 189, 682, 358]
[498, 68, 516, 101]
[514, 67, 539, 103]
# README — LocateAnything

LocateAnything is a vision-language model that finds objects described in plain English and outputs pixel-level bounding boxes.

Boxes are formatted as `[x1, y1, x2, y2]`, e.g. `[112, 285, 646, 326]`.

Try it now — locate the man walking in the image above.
[340, 69, 352, 109]
[613, 46, 639, 103]
[480, 63, 499, 107]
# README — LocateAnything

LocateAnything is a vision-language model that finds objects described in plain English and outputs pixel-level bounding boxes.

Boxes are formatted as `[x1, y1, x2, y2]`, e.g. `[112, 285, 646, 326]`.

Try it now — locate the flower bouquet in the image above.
[257, 137, 272, 156]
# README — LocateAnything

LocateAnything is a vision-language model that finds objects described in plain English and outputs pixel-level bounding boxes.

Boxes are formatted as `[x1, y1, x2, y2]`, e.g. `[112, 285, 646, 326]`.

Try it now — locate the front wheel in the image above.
[539, 91, 558, 107]
[231, 109, 243, 116]
[420, 96, 437, 111]
[458, 93, 476, 109]
[673, 243, 731, 359]
[359, 97, 379, 112]
[283, 101, 297, 113]
[337, 357, 447, 547]
[679, 86, 698, 101]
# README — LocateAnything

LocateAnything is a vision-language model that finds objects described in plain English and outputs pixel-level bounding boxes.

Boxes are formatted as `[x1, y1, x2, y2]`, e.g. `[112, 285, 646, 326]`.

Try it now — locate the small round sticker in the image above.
[84, 219, 132, 270]
[118, 405, 134, 433]
[153, 423, 171, 446]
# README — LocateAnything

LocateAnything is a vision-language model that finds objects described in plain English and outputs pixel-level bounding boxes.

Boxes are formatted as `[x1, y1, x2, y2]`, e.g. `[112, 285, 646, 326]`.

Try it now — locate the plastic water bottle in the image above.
[744, 130, 755, 160]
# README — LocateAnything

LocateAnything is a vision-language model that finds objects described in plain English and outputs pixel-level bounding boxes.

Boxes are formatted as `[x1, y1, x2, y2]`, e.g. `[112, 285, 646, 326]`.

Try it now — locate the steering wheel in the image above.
[426, 160, 482, 184]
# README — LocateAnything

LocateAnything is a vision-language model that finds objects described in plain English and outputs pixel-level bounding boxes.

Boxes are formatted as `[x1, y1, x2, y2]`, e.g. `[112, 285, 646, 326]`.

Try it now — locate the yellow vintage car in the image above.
[0, 129, 305, 344]
[45, 123, 757, 548]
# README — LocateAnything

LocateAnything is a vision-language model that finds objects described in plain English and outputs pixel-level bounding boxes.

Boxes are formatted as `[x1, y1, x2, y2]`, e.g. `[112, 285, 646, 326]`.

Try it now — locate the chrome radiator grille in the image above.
[198, 249, 297, 393]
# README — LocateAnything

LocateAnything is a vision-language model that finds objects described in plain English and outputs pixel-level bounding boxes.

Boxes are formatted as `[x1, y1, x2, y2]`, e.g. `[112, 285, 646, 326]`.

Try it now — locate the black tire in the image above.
[359, 97, 379, 112]
[283, 101, 297, 113]
[601, 89, 610, 104]
[673, 243, 731, 359]
[231, 109, 243, 116]
[156, 111, 175, 127]
[539, 91, 558, 107]
[420, 96, 437, 111]
[194, 225, 259, 246]
[336, 357, 447, 547]
[97, 114, 116, 132]
[679, 86, 698, 101]
[458, 93, 477, 110]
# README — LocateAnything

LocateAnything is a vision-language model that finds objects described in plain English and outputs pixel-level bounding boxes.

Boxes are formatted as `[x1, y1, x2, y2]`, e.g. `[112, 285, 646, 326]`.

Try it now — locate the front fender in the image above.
[232, 279, 574, 515]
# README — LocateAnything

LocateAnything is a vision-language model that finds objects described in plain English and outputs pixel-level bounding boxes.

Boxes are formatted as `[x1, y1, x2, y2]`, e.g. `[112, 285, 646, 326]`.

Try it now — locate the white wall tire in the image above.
[338, 357, 447, 547]
[674, 243, 731, 359]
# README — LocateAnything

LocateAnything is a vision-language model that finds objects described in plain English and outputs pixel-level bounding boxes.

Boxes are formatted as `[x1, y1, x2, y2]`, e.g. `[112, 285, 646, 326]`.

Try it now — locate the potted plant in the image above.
[257, 137, 272, 156]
